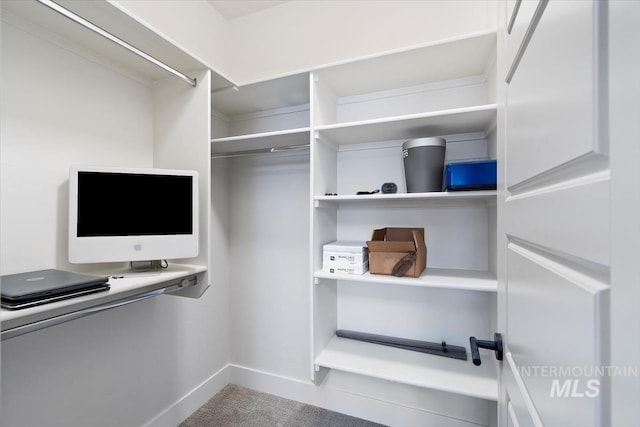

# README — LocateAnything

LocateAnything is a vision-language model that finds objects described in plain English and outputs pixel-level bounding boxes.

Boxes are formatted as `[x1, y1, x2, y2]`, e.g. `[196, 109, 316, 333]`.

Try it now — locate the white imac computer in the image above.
[68, 165, 199, 270]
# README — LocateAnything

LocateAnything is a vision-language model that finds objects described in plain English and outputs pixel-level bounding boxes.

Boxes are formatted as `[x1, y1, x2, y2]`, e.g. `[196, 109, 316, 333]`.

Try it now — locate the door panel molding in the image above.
[506, 0, 606, 188]
[507, 401, 522, 427]
[506, 243, 608, 427]
[505, 352, 543, 427]
[506, 151, 608, 196]
[506, 241, 608, 295]
[504, 175, 610, 266]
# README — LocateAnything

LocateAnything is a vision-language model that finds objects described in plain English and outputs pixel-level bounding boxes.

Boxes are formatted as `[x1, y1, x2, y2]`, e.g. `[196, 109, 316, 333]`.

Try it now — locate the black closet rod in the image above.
[36, 0, 198, 87]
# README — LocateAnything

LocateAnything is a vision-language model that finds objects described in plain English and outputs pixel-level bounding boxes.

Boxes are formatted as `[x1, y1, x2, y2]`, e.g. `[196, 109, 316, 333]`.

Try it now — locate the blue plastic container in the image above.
[444, 160, 497, 191]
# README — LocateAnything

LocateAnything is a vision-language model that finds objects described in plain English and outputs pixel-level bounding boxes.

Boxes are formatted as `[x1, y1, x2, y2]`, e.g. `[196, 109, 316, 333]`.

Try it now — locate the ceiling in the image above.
[207, 1, 288, 20]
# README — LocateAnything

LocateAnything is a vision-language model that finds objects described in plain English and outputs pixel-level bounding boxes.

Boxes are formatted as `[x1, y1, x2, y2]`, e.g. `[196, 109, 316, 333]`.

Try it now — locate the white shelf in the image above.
[1, 264, 207, 334]
[315, 104, 496, 145]
[212, 73, 309, 116]
[314, 190, 496, 204]
[315, 336, 498, 401]
[315, 30, 497, 98]
[314, 268, 497, 292]
[211, 127, 310, 154]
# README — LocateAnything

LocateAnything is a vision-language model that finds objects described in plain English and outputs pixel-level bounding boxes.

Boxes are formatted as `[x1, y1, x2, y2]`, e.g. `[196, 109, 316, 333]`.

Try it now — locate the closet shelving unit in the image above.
[310, 30, 500, 401]
[210, 128, 310, 155]
[313, 267, 497, 292]
[314, 190, 496, 204]
[210, 73, 311, 155]
[209, 28, 498, 402]
[316, 336, 497, 401]
[314, 104, 497, 145]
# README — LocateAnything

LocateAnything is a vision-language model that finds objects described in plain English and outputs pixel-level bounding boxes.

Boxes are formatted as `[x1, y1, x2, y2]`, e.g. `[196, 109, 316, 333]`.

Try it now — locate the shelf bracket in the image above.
[312, 365, 330, 386]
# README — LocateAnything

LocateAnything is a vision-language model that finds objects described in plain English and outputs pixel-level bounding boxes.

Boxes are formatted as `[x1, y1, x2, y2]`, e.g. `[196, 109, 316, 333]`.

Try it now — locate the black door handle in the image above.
[469, 333, 503, 366]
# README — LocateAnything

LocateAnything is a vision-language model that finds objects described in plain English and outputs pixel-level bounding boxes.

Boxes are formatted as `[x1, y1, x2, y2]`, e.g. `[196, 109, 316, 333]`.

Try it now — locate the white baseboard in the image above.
[143, 363, 492, 427]
[143, 364, 231, 427]
[228, 364, 490, 427]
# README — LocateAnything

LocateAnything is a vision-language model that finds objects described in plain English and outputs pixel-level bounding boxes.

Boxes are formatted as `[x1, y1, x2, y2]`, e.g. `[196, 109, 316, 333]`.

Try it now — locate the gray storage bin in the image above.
[402, 137, 446, 193]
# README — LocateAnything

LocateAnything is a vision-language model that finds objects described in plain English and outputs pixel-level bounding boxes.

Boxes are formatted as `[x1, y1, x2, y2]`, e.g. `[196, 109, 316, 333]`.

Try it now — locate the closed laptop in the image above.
[1, 269, 109, 310]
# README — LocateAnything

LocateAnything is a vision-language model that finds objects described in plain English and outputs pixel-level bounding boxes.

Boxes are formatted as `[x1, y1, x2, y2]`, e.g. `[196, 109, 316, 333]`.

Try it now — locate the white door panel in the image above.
[506, 0, 605, 188]
[504, 173, 609, 266]
[497, 1, 619, 426]
[507, 243, 607, 426]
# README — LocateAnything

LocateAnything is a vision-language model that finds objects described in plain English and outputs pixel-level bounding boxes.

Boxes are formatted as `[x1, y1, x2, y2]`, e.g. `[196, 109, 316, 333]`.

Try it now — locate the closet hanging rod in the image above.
[36, 0, 197, 87]
[212, 85, 240, 94]
[211, 144, 310, 159]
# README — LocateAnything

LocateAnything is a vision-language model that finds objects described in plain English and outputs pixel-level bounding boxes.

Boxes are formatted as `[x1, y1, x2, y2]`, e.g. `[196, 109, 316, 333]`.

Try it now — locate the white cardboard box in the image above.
[322, 241, 369, 274]
[322, 240, 368, 265]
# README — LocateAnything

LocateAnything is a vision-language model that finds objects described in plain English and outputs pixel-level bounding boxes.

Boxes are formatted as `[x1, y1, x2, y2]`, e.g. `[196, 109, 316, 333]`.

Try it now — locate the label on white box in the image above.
[323, 262, 369, 275]
[323, 251, 368, 266]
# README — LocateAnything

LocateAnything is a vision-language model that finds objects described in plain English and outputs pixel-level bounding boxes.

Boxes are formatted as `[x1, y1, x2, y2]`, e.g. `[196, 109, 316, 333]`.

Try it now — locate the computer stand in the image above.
[127, 260, 168, 274]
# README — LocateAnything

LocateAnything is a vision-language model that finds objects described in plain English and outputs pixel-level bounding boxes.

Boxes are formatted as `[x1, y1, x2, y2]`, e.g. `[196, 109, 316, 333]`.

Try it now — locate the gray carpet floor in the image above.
[179, 384, 387, 427]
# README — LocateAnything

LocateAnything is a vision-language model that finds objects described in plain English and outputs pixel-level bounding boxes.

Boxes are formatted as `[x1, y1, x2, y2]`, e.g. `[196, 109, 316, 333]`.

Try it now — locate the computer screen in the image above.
[69, 165, 199, 264]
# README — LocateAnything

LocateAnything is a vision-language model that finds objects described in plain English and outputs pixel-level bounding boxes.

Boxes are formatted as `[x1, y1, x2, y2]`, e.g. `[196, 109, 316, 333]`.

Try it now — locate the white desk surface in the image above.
[1, 264, 206, 332]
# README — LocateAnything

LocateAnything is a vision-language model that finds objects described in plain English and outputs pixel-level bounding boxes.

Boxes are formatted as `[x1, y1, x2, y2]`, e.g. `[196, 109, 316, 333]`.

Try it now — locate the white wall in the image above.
[112, 0, 497, 85]
[227, 0, 498, 83]
[0, 12, 153, 276]
[225, 153, 311, 379]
